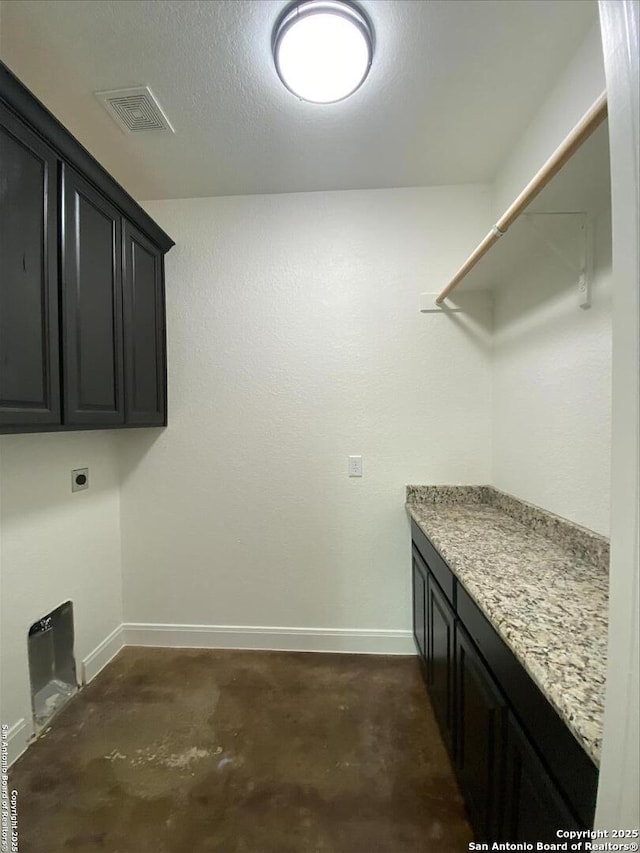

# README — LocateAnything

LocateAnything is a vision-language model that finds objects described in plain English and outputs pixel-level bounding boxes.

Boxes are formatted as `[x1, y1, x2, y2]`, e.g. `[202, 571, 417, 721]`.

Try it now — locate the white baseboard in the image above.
[4, 718, 31, 767]
[81, 624, 126, 684]
[123, 623, 415, 655]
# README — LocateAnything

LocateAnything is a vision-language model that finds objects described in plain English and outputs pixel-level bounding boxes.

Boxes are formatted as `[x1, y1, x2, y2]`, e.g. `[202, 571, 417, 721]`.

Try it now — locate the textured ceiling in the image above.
[0, 0, 597, 200]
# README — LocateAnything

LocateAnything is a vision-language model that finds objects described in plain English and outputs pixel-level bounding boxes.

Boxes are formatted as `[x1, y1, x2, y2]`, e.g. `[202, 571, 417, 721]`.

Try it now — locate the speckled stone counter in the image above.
[406, 485, 609, 766]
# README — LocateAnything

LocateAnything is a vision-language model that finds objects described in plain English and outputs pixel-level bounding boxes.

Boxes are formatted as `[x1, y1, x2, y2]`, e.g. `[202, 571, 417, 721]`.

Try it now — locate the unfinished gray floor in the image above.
[10, 647, 472, 852]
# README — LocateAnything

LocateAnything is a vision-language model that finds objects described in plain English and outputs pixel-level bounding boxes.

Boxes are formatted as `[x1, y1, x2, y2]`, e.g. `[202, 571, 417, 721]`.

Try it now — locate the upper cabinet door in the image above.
[61, 165, 124, 425]
[122, 221, 167, 425]
[0, 103, 60, 429]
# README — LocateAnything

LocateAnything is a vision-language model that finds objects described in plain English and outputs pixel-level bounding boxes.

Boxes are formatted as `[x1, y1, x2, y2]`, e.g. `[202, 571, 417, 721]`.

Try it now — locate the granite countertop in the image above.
[406, 485, 609, 766]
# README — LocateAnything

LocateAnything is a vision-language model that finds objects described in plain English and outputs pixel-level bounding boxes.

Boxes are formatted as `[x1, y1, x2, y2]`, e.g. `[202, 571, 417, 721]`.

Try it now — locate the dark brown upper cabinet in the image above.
[122, 222, 167, 426]
[0, 103, 60, 429]
[0, 60, 174, 435]
[61, 165, 125, 426]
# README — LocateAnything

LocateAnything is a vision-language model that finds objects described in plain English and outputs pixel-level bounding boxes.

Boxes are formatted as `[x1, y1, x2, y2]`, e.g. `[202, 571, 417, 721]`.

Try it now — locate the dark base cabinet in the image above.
[410, 519, 597, 841]
[503, 713, 580, 841]
[413, 546, 456, 753]
[0, 60, 173, 434]
[455, 623, 506, 841]
[427, 568, 455, 752]
[412, 549, 427, 659]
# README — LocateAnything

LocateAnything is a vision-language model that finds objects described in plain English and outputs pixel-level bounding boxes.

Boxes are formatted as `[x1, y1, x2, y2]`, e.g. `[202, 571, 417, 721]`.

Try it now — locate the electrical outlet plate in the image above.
[71, 468, 89, 492]
[348, 456, 363, 477]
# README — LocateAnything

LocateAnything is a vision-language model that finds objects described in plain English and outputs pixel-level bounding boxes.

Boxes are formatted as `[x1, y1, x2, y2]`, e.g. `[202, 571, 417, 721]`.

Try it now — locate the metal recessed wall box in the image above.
[71, 468, 89, 492]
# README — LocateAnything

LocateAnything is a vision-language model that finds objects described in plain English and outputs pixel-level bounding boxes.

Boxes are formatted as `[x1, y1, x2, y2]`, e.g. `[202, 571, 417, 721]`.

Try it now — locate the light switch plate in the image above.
[71, 468, 89, 492]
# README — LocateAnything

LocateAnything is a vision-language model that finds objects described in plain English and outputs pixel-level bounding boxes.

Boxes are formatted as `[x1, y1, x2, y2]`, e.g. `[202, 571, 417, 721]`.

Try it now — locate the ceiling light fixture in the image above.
[272, 0, 374, 104]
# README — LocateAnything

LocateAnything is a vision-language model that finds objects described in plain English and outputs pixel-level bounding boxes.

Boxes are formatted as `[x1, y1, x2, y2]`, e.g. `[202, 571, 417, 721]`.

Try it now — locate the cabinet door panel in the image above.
[0, 103, 60, 428]
[457, 582, 598, 826]
[503, 713, 580, 841]
[412, 549, 427, 659]
[61, 165, 124, 424]
[122, 221, 166, 425]
[426, 574, 455, 752]
[455, 623, 506, 841]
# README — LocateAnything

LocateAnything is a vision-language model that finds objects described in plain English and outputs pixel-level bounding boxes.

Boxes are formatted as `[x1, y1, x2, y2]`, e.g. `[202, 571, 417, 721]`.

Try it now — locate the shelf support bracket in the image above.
[420, 293, 463, 313]
[523, 212, 594, 309]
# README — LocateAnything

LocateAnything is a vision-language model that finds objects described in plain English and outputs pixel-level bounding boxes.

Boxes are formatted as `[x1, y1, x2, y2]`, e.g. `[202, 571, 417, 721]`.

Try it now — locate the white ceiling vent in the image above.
[94, 86, 174, 134]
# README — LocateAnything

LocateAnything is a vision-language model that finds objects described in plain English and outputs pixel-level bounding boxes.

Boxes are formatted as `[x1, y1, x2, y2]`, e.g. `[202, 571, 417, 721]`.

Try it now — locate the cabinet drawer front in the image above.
[456, 582, 597, 827]
[122, 221, 166, 425]
[0, 103, 60, 428]
[61, 165, 124, 425]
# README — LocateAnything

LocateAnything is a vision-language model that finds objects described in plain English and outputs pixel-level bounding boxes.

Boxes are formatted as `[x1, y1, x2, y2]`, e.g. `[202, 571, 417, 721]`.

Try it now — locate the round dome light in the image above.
[273, 1, 374, 104]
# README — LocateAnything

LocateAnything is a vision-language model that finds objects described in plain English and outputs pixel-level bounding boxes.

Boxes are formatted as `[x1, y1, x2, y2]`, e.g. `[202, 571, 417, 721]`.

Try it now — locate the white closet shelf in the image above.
[435, 92, 609, 303]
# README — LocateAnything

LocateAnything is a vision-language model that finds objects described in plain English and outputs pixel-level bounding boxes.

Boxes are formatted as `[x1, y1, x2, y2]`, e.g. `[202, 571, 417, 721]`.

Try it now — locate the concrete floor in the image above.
[10, 648, 472, 852]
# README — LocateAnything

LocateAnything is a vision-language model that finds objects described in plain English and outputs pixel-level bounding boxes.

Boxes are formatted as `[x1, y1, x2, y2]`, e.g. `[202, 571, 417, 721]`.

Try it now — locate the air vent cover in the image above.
[94, 86, 174, 134]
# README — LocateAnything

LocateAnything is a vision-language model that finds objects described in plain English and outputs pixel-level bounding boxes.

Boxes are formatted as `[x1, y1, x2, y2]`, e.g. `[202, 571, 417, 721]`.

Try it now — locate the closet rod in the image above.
[435, 90, 608, 305]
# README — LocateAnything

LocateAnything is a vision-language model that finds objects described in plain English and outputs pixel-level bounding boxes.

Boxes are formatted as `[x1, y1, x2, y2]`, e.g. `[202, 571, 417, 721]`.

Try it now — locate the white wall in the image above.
[491, 210, 612, 535]
[118, 186, 492, 640]
[0, 432, 123, 761]
[493, 23, 606, 216]
[489, 22, 612, 534]
[0, 6, 125, 760]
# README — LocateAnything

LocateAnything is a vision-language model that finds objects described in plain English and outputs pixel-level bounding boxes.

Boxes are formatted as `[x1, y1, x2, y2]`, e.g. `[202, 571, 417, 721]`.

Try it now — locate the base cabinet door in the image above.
[455, 622, 507, 841]
[412, 549, 427, 659]
[412, 531, 596, 837]
[122, 221, 167, 425]
[426, 573, 455, 752]
[502, 713, 580, 841]
[0, 104, 60, 429]
[61, 165, 125, 425]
